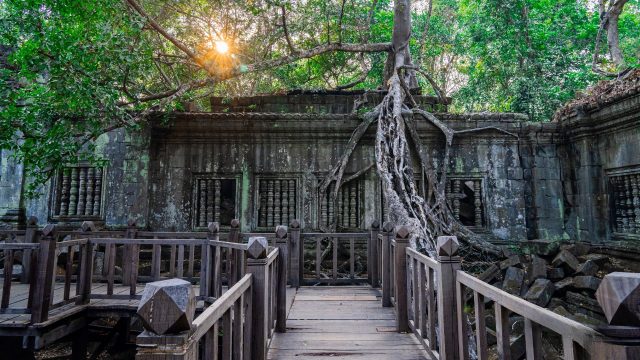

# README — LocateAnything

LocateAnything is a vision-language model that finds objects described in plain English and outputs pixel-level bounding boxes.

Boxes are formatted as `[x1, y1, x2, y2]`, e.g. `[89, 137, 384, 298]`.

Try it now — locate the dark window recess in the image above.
[447, 179, 484, 228]
[610, 174, 640, 234]
[320, 180, 361, 229]
[258, 179, 297, 228]
[54, 167, 103, 218]
[195, 179, 236, 227]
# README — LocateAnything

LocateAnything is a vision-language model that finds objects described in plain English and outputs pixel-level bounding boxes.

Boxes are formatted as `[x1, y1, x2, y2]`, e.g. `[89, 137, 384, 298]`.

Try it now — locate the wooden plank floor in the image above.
[268, 286, 430, 360]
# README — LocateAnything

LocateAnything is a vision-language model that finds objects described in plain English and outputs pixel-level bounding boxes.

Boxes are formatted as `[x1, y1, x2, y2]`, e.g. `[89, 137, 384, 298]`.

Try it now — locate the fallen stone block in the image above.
[566, 291, 604, 315]
[554, 277, 574, 293]
[527, 255, 547, 281]
[573, 276, 601, 291]
[524, 279, 555, 307]
[552, 250, 579, 274]
[510, 334, 526, 360]
[547, 267, 565, 280]
[578, 253, 609, 267]
[575, 260, 599, 276]
[502, 267, 525, 295]
[500, 255, 523, 270]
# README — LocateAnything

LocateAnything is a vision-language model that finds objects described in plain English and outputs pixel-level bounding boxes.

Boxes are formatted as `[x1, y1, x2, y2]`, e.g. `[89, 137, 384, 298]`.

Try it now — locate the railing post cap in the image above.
[230, 218, 240, 228]
[208, 222, 220, 233]
[137, 278, 195, 335]
[290, 219, 300, 229]
[81, 221, 96, 232]
[27, 216, 38, 227]
[437, 236, 460, 257]
[595, 272, 640, 326]
[371, 220, 380, 229]
[394, 225, 411, 240]
[275, 225, 288, 239]
[127, 219, 137, 227]
[382, 221, 394, 233]
[247, 237, 269, 259]
[42, 224, 56, 237]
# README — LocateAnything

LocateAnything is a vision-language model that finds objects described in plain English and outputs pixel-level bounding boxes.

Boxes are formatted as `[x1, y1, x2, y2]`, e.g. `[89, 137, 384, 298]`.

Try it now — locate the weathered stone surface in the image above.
[547, 267, 565, 280]
[554, 277, 574, 292]
[499, 255, 523, 270]
[247, 237, 269, 259]
[527, 255, 547, 281]
[595, 272, 640, 326]
[579, 253, 609, 267]
[552, 250, 579, 273]
[510, 334, 526, 360]
[478, 264, 500, 283]
[502, 267, 525, 295]
[137, 278, 195, 335]
[524, 279, 555, 307]
[573, 276, 601, 291]
[566, 291, 604, 315]
[575, 260, 599, 276]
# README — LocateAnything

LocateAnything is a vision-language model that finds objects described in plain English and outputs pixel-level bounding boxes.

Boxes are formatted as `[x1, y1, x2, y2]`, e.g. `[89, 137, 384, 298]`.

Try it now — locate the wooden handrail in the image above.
[191, 274, 252, 341]
[456, 270, 601, 352]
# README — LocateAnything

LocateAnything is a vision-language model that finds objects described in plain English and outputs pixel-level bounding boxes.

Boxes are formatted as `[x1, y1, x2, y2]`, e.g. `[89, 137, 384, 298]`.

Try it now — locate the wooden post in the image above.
[31, 224, 57, 324]
[288, 219, 301, 288]
[275, 226, 288, 333]
[21, 216, 38, 284]
[393, 226, 410, 333]
[200, 222, 216, 298]
[76, 237, 94, 305]
[369, 220, 380, 287]
[228, 219, 244, 287]
[246, 237, 269, 360]
[381, 222, 394, 307]
[436, 236, 462, 360]
[122, 219, 137, 286]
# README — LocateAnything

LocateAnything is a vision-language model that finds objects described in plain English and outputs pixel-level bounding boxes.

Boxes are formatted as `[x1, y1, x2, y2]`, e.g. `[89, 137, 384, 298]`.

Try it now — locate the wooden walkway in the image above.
[268, 286, 429, 360]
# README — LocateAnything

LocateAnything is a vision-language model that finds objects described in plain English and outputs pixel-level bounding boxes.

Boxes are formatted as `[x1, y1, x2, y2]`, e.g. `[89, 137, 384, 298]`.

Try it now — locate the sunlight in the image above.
[215, 40, 229, 54]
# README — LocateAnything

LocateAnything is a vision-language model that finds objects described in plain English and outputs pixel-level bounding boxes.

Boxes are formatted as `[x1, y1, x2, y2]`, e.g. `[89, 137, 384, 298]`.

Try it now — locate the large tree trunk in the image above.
[605, 0, 628, 68]
[322, 0, 501, 259]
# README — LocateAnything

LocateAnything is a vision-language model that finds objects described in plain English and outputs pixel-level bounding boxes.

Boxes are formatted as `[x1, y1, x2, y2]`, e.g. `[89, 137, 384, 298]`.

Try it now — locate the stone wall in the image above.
[4, 92, 640, 246]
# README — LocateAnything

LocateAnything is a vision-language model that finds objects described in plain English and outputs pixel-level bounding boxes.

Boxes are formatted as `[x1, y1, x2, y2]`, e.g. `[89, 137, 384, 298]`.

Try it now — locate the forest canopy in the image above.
[1, 0, 639, 196]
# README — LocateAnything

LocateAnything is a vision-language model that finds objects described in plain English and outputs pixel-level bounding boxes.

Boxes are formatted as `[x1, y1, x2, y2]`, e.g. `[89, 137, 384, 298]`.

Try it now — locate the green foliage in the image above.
[0, 0, 149, 196]
[1, 0, 639, 196]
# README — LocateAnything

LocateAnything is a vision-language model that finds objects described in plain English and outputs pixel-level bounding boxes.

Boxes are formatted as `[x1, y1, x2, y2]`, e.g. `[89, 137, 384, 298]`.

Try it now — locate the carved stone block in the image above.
[247, 237, 269, 259]
[595, 272, 640, 326]
[137, 278, 195, 335]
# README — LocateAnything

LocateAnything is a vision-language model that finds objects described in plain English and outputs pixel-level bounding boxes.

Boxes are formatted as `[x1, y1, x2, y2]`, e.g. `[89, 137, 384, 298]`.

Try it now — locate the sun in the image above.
[215, 40, 229, 54]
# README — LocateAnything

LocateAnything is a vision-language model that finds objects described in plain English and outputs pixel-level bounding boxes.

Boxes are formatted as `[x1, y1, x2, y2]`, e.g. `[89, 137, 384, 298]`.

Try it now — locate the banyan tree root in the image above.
[320, 64, 505, 260]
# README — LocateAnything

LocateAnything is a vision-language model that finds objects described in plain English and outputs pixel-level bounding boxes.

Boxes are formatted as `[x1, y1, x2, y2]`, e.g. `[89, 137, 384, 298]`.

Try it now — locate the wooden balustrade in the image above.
[380, 226, 640, 360]
[299, 232, 369, 284]
[135, 236, 285, 360]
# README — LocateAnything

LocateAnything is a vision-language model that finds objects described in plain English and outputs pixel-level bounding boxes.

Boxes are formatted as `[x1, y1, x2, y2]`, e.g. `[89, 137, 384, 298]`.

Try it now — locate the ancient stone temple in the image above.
[1, 90, 639, 246]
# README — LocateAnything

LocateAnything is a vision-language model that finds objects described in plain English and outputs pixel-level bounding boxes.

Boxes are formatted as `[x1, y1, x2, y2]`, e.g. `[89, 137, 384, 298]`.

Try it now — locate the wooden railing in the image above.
[135, 240, 285, 360]
[378, 225, 640, 360]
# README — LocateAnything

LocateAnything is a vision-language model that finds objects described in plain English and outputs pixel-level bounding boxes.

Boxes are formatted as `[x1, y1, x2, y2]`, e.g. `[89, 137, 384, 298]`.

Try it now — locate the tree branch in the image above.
[124, 0, 197, 60]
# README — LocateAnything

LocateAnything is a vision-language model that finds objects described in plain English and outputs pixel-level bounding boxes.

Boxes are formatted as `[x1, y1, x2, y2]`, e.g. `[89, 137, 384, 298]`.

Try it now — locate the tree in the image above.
[593, 0, 639, 74]
[2, 0, 638, 254]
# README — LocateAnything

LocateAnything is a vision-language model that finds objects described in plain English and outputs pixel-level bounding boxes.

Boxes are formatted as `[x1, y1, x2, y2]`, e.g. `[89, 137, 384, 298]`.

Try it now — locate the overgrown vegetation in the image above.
[1, 0, 638, 253]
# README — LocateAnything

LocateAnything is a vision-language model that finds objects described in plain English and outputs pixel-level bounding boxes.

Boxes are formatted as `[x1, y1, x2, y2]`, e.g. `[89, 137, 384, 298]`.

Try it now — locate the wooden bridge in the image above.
[0, 219, 638, 359]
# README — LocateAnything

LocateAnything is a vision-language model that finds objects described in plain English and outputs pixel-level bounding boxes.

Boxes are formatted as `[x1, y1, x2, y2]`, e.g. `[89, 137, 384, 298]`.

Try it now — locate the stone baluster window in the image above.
[194, 178, 237, 228]
[320, 179, 361, 230]
[53, 166, 104, 219]
[446, 178, 485, 228]
[258, 179, 297, 228]
[610, 173, 640, 234]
